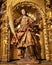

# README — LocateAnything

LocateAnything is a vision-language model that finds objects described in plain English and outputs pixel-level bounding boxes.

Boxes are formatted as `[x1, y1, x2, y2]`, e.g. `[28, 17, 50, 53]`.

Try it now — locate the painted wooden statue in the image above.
[10, 9, 41, 63]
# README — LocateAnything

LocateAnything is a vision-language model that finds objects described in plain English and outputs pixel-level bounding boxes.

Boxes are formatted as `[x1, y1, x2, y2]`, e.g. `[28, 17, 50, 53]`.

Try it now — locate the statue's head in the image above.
[21, 9, 26, 15]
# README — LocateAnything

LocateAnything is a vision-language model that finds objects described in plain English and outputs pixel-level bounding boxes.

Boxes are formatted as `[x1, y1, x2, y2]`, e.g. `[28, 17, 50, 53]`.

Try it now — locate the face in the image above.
[21, 9, 26, 15]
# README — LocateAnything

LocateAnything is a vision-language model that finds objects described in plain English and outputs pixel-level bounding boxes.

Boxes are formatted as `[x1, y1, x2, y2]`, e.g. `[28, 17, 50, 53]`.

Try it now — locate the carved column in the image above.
[45, 0, 52, 60]
[1, 1, 10, 62]
[1, 18, 10, 62]
[43, 19, 50, 60]
[44, 0, 52, 60]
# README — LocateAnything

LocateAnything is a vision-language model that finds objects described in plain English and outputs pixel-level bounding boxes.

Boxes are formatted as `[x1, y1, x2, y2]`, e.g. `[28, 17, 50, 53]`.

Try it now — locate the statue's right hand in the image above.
[14, 36, 19, 44]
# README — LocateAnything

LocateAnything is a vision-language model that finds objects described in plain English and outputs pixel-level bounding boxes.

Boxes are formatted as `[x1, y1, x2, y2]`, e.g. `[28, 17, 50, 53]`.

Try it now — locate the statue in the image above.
[10, 9, 41, 63]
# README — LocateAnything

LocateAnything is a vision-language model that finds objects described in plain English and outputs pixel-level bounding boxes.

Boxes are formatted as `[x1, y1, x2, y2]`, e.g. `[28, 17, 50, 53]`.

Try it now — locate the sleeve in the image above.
[14, 16, 22, 25]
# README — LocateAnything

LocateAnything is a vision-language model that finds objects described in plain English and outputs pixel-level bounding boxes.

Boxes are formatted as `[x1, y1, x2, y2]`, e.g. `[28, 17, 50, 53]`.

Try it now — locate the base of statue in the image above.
[0, 60, 52, 65]
[16, 57, 40, 64]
